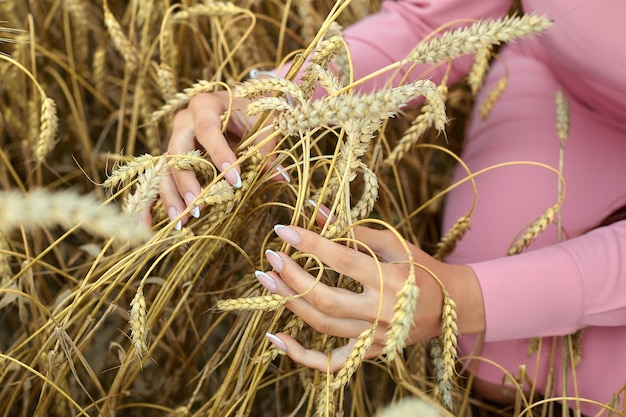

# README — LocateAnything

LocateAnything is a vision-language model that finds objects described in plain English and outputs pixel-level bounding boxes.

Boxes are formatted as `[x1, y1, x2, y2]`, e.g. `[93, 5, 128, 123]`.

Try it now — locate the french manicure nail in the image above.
[221, 162, 242, 188]
[307, 199, 329, 219]
[275, 165, 291, 183]
[255, 270, 278, 293]
[184, 192, 200, 218]
[274, 224, 301, 246]
[266, 333, 288, 352]
[265, 249, 284, 273]
[168, 207, 182, 231]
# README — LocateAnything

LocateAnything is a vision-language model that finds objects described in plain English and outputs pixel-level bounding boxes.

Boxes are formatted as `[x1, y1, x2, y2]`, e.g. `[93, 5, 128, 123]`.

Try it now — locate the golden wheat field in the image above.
[0, 1, 623, 416]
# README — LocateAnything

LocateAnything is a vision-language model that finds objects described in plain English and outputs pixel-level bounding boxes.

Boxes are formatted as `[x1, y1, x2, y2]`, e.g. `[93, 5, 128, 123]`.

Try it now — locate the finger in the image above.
[158, 170, 187, 230]
[263, 251, 379, 323]
[266, 333, 383, 373]
[273, 225, 383, 289]
[186, 93, 241, 187]
[352, 226, 411, 263]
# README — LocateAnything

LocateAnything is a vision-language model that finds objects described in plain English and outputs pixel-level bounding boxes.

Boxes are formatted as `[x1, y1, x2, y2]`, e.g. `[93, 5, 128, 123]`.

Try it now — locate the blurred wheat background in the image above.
[0, 1, 617, 416]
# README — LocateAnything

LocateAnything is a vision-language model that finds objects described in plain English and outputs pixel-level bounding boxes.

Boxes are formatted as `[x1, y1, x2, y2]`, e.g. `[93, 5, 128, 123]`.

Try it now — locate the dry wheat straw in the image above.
[123, 156, 167, 214]
[434, 215, 471, 260]
[103, 0, 139, 72]
[555, 90, 570, 143]
[403, 14, 553, 65]
[507, 205, 557, 255]
[468, 47, 492, 95]
[129, 285, 149, 357]
[330, 325, 375, 390]
[277, 80, 445, 136]
[0, 233, 11, 286]
[479, 77, 507, 120]
[0, 189, 152, 243]
[382, 269, 419, 362]
[35, 97, 59, 163]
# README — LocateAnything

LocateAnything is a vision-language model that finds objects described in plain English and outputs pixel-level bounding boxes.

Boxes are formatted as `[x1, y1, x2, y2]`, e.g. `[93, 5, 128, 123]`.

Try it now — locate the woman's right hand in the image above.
[152, 89, 283, 229]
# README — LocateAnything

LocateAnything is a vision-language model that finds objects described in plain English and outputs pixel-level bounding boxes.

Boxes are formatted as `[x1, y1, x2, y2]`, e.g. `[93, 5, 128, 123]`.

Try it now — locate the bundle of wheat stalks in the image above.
[0, 1, 611, 416]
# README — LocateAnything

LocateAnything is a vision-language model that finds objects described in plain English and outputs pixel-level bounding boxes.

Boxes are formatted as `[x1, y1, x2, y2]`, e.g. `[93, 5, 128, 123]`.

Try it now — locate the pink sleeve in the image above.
[278, 0, 512, 92]
[470, 220, 626, 342]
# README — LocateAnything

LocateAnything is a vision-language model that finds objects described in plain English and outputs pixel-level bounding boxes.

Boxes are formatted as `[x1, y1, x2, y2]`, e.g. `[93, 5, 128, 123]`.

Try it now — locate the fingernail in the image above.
[275, 165, 291, 183]
[184, 192, 200, 218]
[265, 249, 284, 273]
[254, 270, 277, 293]
[307, 199, 329, 218]
[221, 162, 242, 188]
[168, 207, 182, 231]
[274, 224, 300, 246]
[266, 333, 288, 352]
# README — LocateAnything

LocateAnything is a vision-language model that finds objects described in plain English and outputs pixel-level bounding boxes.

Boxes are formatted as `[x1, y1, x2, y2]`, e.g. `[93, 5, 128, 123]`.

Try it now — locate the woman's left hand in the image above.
[256, 212, 486, 372]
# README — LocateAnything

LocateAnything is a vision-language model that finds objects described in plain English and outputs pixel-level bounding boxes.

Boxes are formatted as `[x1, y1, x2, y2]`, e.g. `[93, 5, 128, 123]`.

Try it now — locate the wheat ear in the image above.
[381, 268, 420, 362]
[150, 80, 223, 123]
[103, 0, 139, 72]
[468, 47, 492, 95]
[215, 294, 294, 312]
[555, 90, 570, 143]
[434, 215, 471, 261]
[479, 77, 508, 120]
[0, 189, 152, 244]
[129, 285, 149, 358]
[507, 205, 557, 255]
[404, 14, 553, 65]
[34, 96, 59, 164]
[123, 156, 167, 214]
[330, 325, 375, 391]
[103, 154, 160, 190]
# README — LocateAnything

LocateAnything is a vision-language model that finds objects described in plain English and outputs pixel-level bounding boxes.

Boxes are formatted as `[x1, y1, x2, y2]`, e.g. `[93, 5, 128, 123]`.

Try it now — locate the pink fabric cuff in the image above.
[469, 243, 585, 341]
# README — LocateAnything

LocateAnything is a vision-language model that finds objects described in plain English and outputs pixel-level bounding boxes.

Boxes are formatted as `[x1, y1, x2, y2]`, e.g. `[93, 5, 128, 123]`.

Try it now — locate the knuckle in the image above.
[310, 290, 337, 314]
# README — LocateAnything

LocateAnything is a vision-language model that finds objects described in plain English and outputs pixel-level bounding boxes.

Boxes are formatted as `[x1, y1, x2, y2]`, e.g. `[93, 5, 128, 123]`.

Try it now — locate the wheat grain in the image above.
[103, 0, 139, 72]
[330, 325, 375, 391]
[479, 77, 507, 120]
[129, 285, 149, 358]
[0, 189, 152, 244]
[507, 205, 556, 255]
[404, 14, 553, 65]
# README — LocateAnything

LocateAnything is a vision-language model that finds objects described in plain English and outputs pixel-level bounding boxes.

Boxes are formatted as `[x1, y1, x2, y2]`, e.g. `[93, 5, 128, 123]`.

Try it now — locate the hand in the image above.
[256, 211, 485, 372]
[154, 87, 287, 229]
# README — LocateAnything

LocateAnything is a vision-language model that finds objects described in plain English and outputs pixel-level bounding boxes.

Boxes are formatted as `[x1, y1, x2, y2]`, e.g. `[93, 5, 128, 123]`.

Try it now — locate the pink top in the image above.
[282, 0, 626, 413]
